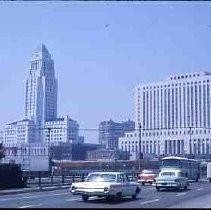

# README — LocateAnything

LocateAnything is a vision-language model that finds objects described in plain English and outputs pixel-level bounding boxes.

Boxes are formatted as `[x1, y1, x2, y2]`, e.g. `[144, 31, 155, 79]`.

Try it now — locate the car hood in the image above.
[155, 176, 177, 181]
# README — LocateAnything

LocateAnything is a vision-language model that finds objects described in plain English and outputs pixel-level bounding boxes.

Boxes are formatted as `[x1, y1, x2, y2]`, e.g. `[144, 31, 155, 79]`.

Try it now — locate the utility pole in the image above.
[138, 123, 142, 172]
[46, 128, 52, 176]
[189, 126, 192, 155]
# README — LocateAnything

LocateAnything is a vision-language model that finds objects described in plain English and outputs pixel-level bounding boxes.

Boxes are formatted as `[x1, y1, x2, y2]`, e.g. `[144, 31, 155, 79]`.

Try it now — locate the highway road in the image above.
[0, 181, 211, 208]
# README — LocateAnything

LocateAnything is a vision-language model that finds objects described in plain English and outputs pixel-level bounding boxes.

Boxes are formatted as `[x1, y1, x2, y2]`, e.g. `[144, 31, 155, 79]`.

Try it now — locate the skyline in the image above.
[1, 2, 211, 143]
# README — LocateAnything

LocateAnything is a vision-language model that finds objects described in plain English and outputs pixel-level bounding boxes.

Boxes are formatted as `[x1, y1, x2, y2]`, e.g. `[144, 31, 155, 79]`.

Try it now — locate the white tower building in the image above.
[24, 44, 58, 142]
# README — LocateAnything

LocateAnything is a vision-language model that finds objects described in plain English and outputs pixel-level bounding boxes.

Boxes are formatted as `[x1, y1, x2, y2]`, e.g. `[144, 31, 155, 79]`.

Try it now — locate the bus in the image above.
[161, 156, 200, 181]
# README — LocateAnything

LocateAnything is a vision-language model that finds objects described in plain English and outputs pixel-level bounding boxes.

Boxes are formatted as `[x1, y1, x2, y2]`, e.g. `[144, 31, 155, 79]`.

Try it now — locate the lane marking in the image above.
[140, 198, 160, 205]
[65, 198, 81, 202]
[176, 192, 187, 196]
[0, 192, 70, 201]
[22, 192, 69, 199]
[18, 203, 42, 208]
[65, 196, 104, 202]
[196, 188, 204, 191]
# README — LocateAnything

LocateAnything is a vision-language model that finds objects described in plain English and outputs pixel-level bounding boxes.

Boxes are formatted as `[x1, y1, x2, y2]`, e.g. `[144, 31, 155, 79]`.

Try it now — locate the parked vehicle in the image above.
[161, 156, 200, 181]
[70, 171, 141, 201]
[138, 169, 159, 185]
[207, 162, 211, 182]
[155, 169, 188, 191]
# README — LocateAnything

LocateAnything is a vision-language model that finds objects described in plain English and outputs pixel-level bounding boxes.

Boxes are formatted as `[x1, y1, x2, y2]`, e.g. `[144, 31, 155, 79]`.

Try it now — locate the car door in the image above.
[124, 174, 135, 196]
[178, 172, 187, 187]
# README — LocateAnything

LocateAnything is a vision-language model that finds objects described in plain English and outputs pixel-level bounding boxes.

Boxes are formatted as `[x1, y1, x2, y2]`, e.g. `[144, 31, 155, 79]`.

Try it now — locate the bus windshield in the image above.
[162, 159, 180, 168]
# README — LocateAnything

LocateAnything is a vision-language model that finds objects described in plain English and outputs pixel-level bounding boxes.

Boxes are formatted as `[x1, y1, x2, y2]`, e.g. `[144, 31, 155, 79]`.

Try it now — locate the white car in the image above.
[70, 172, 141, 201]
[155, 169, 189, 191]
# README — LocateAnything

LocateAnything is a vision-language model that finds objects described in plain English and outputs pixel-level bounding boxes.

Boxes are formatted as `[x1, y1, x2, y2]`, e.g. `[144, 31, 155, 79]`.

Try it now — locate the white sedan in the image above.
[70, 172, 141, 201]
[155, 169, 189, 191]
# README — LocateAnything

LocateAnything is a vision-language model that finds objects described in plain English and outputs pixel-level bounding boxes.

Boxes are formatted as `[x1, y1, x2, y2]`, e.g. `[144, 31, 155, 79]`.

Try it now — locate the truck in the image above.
[207, 162, 211, 182]
[21, 155, 50, 179]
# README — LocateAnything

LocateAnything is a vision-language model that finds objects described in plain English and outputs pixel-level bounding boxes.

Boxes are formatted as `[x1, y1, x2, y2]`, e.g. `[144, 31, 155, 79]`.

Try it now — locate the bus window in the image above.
[162, 159, 180, 167]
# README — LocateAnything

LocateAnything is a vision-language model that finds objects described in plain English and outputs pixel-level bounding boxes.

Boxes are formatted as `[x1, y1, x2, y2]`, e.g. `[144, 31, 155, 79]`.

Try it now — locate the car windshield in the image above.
[86, 174, 116, 182]
[161, 172, 176, 176]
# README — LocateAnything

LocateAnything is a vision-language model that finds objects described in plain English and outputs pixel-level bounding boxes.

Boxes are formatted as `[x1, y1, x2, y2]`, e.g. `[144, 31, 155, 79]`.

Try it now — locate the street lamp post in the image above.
[138, 124, 142, 172]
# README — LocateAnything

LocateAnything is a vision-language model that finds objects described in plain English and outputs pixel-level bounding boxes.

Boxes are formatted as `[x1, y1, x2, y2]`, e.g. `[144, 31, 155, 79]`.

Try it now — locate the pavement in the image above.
[0, 184, 70, 195]
[0, 181, 211, 208]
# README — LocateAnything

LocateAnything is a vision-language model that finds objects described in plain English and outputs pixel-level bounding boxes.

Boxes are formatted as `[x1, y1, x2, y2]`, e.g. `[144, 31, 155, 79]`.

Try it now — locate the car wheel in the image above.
[116, 192, 122, 200]
[176, 186, 181, 191]
[82, 195, 89, 201]
[184, 185, 188, 190]
[142, 182, 145, 186]
[156, 187, 160, 191]
[132, 187, 140, 199]
[105, 195, 113, 201]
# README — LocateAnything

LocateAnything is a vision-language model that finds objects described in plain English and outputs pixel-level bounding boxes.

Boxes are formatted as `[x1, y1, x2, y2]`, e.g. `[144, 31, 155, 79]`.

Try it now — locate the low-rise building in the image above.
[4, 119, 36, 146]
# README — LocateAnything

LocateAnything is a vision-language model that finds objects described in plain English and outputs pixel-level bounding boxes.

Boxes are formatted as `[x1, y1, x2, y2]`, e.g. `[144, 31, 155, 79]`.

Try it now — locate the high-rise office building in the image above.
[25, 44, 58, 126]
[119, 72, 211, 158]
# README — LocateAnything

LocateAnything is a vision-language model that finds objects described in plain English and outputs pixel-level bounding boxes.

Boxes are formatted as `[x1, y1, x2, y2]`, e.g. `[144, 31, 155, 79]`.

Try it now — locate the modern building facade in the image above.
[99, 119, 135, 150]
[119, 72, 211, 158]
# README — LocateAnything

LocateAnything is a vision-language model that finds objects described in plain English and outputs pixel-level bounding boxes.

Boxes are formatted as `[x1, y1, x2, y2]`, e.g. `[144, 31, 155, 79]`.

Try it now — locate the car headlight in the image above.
[104, 187, 109, 192]
[72, 186, 76, 190]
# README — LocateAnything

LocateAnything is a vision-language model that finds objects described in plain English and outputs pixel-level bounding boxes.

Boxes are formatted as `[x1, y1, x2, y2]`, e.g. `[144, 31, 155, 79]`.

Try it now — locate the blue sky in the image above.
[1, 2, 211, 143]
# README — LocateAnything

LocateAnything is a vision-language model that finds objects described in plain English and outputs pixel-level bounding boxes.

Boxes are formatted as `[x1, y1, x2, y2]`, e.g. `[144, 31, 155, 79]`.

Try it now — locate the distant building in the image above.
[44, 115, 81, 145]
[25, 44, 58, 125]
[86, 149, 129, 161]
[4, 119, 35, 146]
[24, 44, 58, 143]
[99, 119, 135, 150]
[120, 72, 211, 158]
[0, 130, 4, 143]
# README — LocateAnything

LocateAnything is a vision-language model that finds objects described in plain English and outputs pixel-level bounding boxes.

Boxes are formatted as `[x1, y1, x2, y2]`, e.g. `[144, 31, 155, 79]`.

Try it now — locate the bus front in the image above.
[161, 157, 181, 170]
